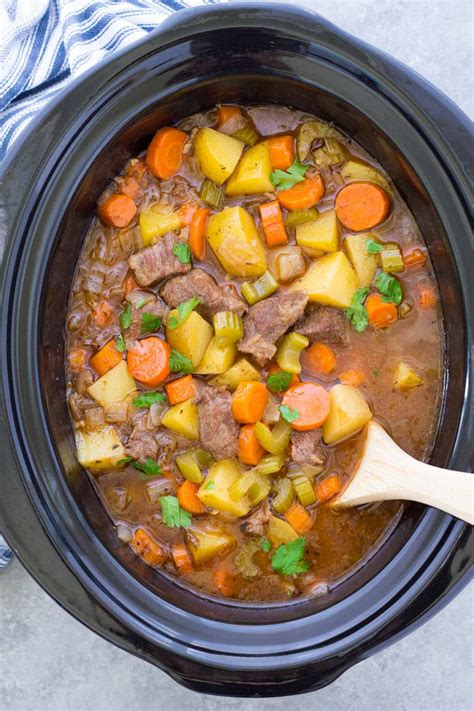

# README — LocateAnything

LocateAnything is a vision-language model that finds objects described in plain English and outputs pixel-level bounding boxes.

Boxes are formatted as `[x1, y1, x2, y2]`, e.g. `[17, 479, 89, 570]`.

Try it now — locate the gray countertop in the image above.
[1, 1, 472, 710]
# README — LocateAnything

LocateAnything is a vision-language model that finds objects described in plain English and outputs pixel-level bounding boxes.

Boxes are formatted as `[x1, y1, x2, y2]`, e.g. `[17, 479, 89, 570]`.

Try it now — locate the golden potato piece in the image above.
[296, 210, 340, 253]
[165, 310, 213, 368]
[206, 206, 267, 278]
[291, 251, 359, 308]
[195, 337, 237, 375]
[76, 426, 126, 472]
[393, 362, 423, 391]
[187, 528, 235, 565]
[194, 127, 244, 184]
[323, 384, 372, 445]
[344, 232, 379, 287]
[209, 357, 261, 391]
[87, 361, 136, 407]
[161, 398, 199, 440]
[225, 142, 274, 195]
[197, 459, 251, 517]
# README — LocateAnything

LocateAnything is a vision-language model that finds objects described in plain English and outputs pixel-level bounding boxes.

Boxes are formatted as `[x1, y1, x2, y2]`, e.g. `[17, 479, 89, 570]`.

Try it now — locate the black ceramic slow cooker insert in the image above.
[0, 4, 472, 697]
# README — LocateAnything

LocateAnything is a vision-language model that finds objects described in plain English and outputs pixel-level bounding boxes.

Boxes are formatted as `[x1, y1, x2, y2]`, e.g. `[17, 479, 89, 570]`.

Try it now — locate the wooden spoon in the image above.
[332, 420, 473, 524]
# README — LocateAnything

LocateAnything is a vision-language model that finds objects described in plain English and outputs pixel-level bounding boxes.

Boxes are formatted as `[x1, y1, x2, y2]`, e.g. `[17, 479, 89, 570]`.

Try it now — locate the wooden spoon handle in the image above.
[335, 421, 474, 524]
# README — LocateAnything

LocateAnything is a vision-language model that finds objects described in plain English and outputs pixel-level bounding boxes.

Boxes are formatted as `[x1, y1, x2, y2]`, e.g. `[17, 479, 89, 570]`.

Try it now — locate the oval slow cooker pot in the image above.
[0, 3, 472, 697]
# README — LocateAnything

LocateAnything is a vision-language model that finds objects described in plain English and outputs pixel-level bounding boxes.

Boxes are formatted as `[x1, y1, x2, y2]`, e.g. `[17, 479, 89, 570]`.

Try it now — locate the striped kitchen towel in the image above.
[0, 0, 217, 165]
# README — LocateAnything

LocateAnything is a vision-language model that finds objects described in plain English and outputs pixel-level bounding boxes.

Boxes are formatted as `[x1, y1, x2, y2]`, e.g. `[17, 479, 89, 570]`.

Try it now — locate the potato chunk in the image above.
[344, 232, 379, 287]
[187, 528, 235, 565]
[296, 210, 339, 253]
[161, 398, 199, 440]
[194, 127, 244, 184]
[209, 357, 261, 391]
[195, 337, 237, 375]
[87, 361, 136, 407]
[340, 159, 392, 194]
[197, 459, 251, 517]
[139, 208, 181, 246]
[393, 362, 423, 391]
[267, 515, 298, 546]
[323, 384, 372, 445]
[225, 142, 274, 195]
[290, 251, 359, 308]
[76, 426, 126, 472]
[206, 206, 267, 277]
[165, 310, 213, 368]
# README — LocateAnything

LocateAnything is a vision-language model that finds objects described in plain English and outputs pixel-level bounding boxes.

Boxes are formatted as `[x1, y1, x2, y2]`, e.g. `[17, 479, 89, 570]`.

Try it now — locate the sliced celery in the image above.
[380, 247, 404, 273]
[272, 478, 294, 514]
[255, 420, 292, 455]
[248, 474, 271, 505]
[213, 311, 243, 347]
[241, 271, 278, 305]
[292, 474, 317, 506]
[284, 208, 319, 228]
[229, 470, 257, 500]
[200, 179, 224, 209]
[275, 332, 309, 374]
[252, 454, 286, 476]
[312, 138, 348, 168]
[175, 448, 212, 484]
[232, 125, 260, 147]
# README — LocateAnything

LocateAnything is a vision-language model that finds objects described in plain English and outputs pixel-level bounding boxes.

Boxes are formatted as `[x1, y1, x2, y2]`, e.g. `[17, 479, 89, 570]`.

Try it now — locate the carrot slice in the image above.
[177, 481, 206, 515]
[123, 273, 139, 296]
[269, 135, 295, 170]
[91, 300, 114, 327]
[339, 369, 365, 386]
[131, 528, 167, 567]
[403, 248, 427, 268]
[90, 340, 123, 376]
[68, 347, 88, 373]
[417, 284, 437, 309]
[216, 105, 242, 127]
[277, 175, 325, 211]
[120, 159, 147, 199]
[146, 127, 187, 179]
[231, 381, 269, 424]
[335, 182, 390, 231]
[213, 564, 234, 597]
[178, 202, 198, 227]
[98, 193, 137, 228]
[171, 543, 193, 574]
[259, 200, 288, 246]
[304, 342, 336, 375]
[285, 502, 312, 534]
[165, 375, 196, 405]
[189, 207, 209, 260]
[127, 337, 170, 387]
[267, 362, 300, 388]
[238, 424, 265, 466]
[317, 474, 342, 503]
[365, 293, 398, 328]
[281, 382, 330, 431]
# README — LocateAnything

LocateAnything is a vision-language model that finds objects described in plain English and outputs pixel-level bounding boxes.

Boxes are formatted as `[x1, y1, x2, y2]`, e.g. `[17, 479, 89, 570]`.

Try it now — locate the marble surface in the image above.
[0, 1, 473, 710]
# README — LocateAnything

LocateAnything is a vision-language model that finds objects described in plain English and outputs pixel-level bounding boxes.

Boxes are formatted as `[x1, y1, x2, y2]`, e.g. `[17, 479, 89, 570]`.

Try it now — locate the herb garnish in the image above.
[117, 457, 133, 467]
[115, 334, 126, 352]
[365, 238, 383, 254]
[170, 349, 194, 374]
[262, 539, 272, 553]
[119, 302, 132, 330]
[278, 404, 300, 423]
[267, 370, 293, 393]
[131, 458, 162, 477]
[168, 297, 201, 330]
[172, 242, 191, 264]
[270, 160, 308, 190]
[140, 312, 162, 334]
[160, 495, 192, 528]
[344, 287, 369, 333]
[132, 391, 166, 408]
[375, 272, 403, 305]
[271, 538, 310, 576]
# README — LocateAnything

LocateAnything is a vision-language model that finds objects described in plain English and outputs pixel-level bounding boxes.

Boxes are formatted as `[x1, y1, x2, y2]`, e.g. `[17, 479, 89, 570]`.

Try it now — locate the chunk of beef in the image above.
[240, 500, 270, 537]
[161, 268, 246, 316]
[124, 290, 167, 348]
[129, 233, 191, 286]
[295, 304, 349, 345]
[291, 429, 325, 467]
[238, 291, 308, 366]
[195, 384, 239, 459]
[126, 416, 158, 461]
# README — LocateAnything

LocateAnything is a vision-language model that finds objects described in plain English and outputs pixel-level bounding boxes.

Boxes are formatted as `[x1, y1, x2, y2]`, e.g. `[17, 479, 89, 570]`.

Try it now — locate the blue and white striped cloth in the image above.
[0, 0, 218, 164]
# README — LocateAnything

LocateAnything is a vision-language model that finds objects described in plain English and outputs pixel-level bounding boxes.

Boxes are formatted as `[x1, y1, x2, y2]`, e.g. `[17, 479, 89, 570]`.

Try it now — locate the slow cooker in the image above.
[0, 4, 472, 697]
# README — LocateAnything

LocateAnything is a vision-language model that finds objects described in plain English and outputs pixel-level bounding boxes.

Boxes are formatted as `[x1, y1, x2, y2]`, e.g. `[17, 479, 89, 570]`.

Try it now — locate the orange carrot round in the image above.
[231, 381, 269, 424]
[171, 543, 193, 574]
[281, 382, 330, 431]
[269, 135, 295, 170]
[317, 474, 342, 503]
[91, 300, 114, 327]
[365, 293, 398, 328]
[90, 340, 123, 376]
[417, 284, 437, 309]
[403, 248, 427, 268]
[238, 424, 265, 466]
[339, 369, 365, 386]
[131, 528, 167, 567]
[213, 564, 234, 597]
[259, 200, 288, 246]
[285, 501, 312, 534]
[189, 207, 209, 260]
[304, 342, 336, 375]
[178, 202, 198, 227]
[146, 127, 187, 179]
[98, 193, 137, 228]
[127, 337, 170, 387]
[277, 175, 325, 211]
[335, 182, 390, 231]
[165, 375, 196, 405]
[177, 481, 206, 515]
[216, 105, 242, 127]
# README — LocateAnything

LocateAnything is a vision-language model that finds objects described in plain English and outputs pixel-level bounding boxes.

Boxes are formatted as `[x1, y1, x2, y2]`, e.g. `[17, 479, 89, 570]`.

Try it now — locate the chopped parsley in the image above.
[262, 539, 272, 553]
[135, 297, 148, 309]
[160, 495, 192, 528]
[365, 238, 383, 254]
[170, 349, 194, 374]
[278, 404, 300, 423]
[132, 391, 166, 408]
[140, 312, 162, 334]
[172, 242, 191, 264]
[344, 287, 369, 333]
[375, 272, 403, 305]
[117, 457, 133, 466]
[267, 370, 293, 393]
[204, 480, 215, 490]
[115, 334, 126, 352]
[270, 160, 308, 191]
[119, 302, 132, 330]
[271, 538, 310, 576]
[131, 458, 162, 477]
[168, 296, 201, 330]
